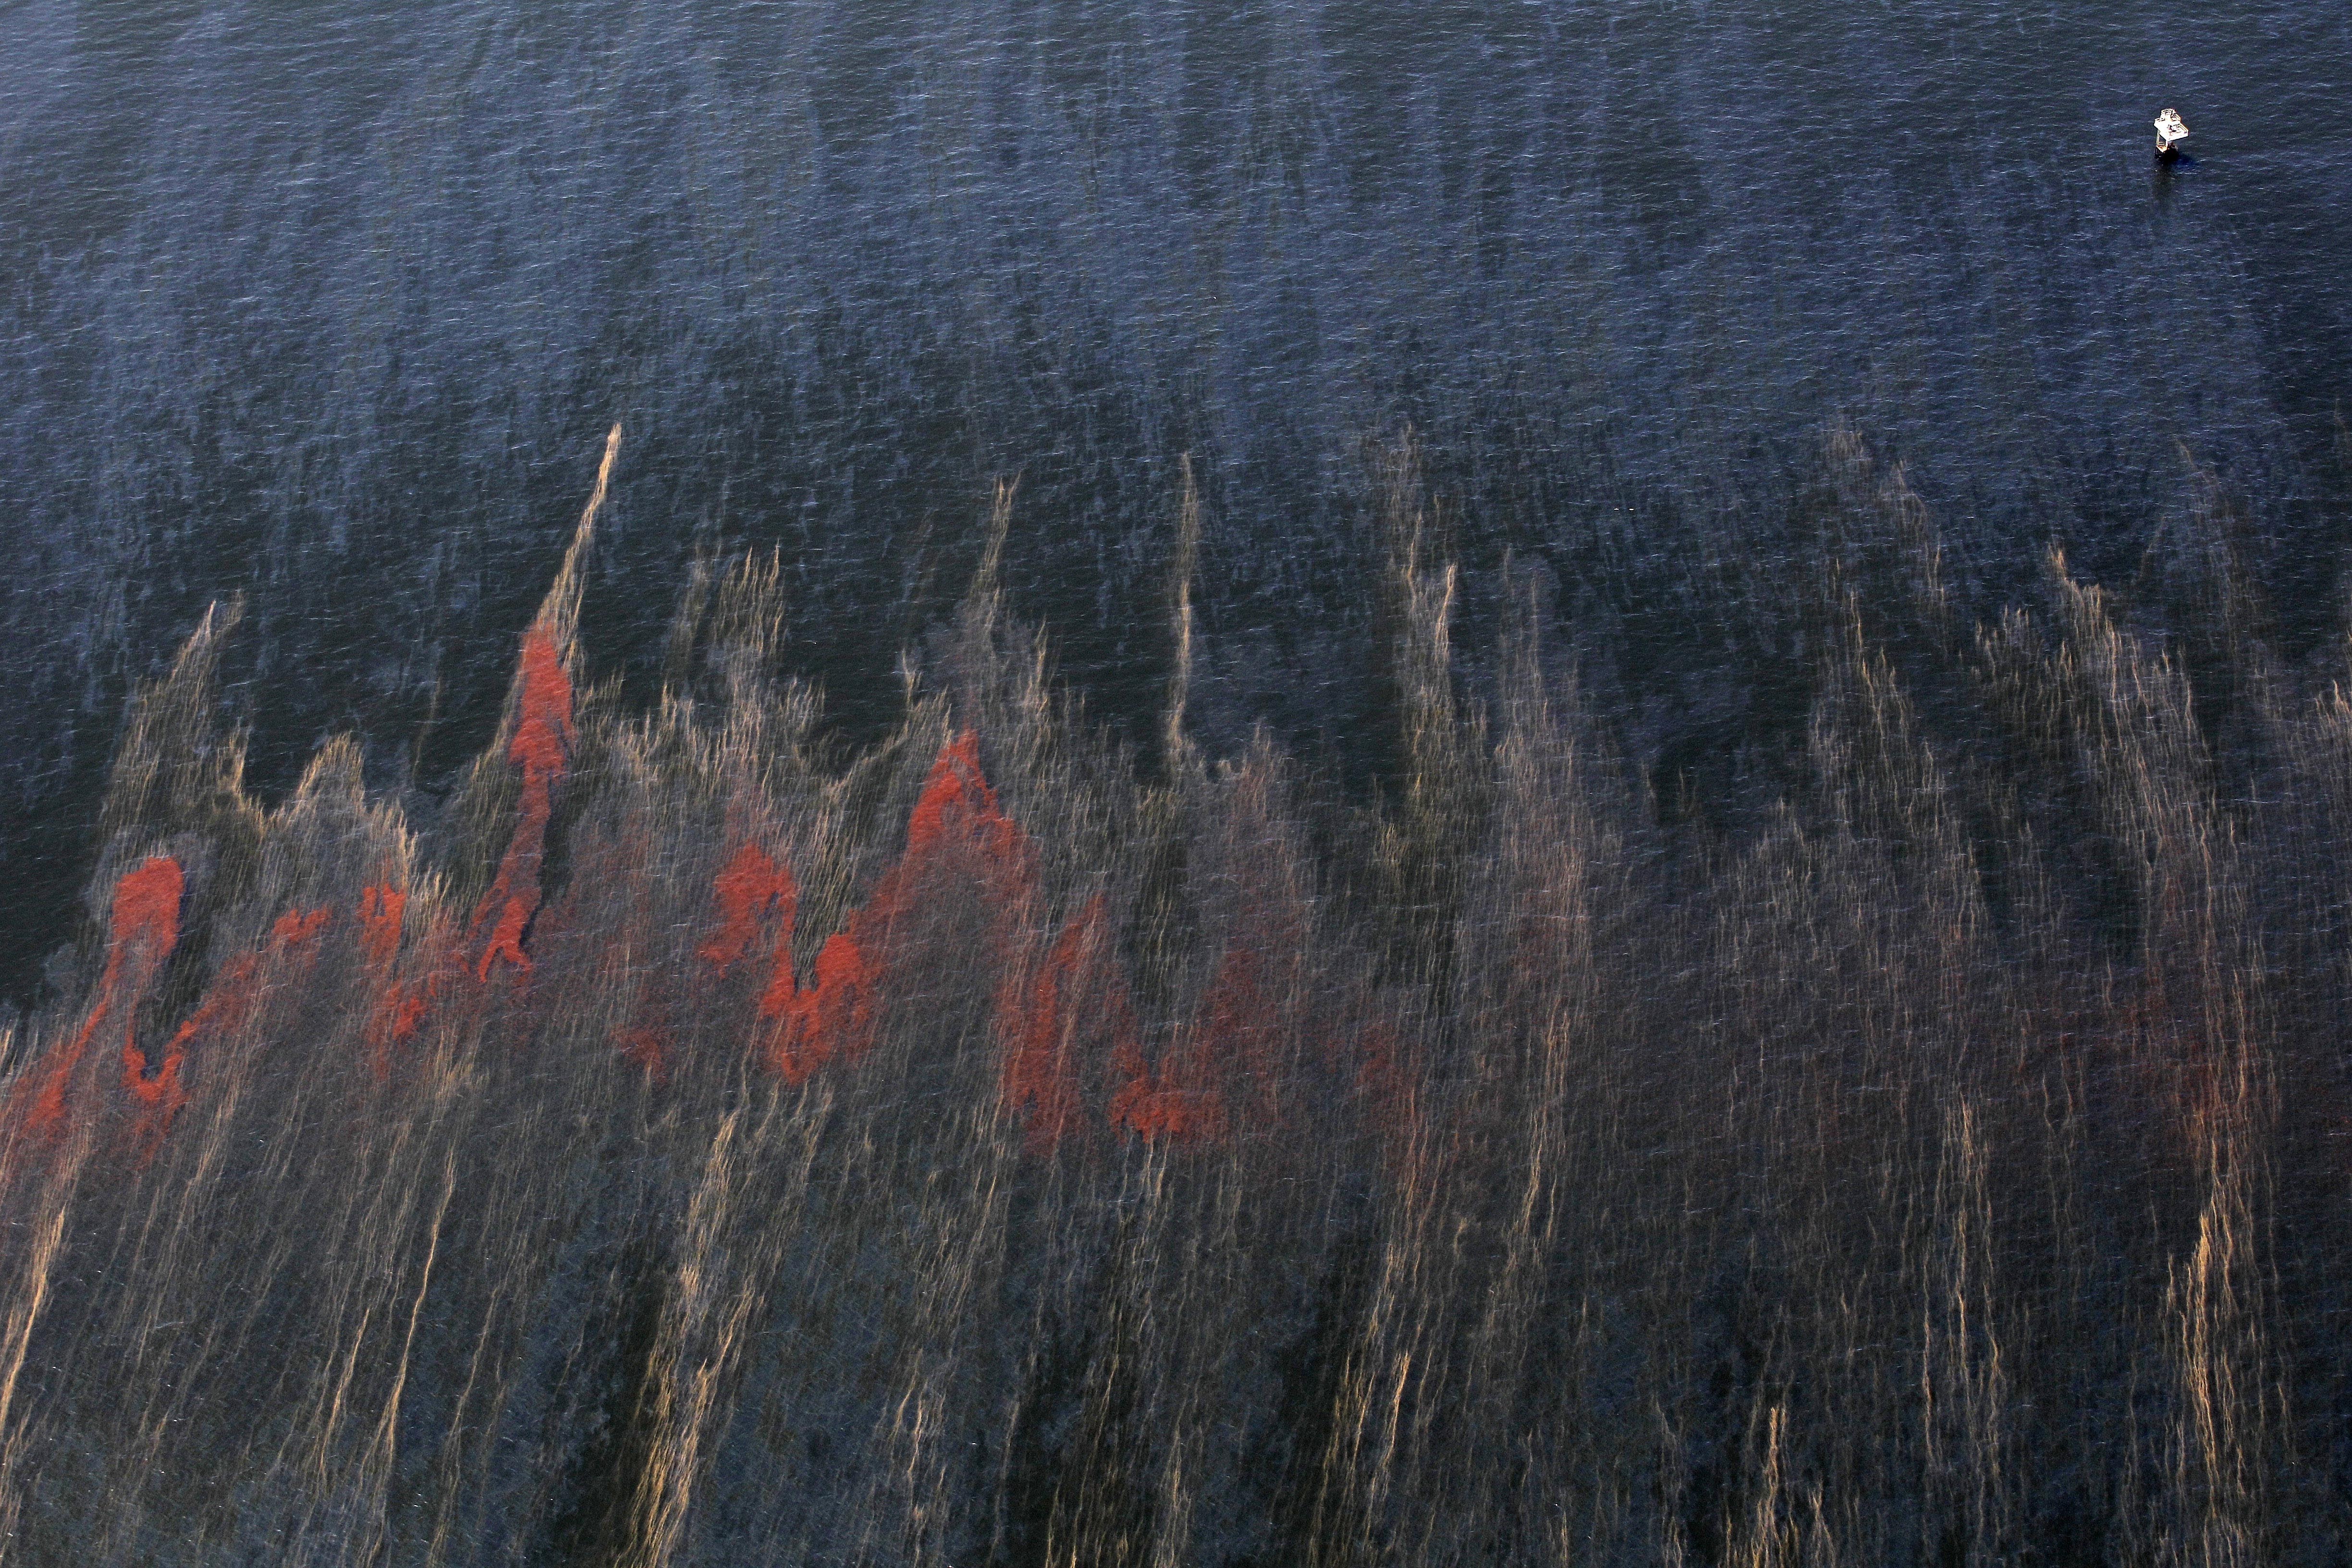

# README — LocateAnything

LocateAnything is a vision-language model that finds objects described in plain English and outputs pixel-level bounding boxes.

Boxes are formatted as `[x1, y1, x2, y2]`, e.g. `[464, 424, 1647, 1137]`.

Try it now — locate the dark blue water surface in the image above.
[1, 0, 2347, 1001]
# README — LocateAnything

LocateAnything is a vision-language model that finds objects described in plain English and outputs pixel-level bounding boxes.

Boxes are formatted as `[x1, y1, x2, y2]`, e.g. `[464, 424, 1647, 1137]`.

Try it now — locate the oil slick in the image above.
[0, 429, 2347, 1562]
[23, 855, 182, 1143]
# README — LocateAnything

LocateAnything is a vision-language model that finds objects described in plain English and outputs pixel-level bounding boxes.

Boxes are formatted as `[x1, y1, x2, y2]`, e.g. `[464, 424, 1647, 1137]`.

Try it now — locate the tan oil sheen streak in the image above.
[0, 427, 2338, 1560]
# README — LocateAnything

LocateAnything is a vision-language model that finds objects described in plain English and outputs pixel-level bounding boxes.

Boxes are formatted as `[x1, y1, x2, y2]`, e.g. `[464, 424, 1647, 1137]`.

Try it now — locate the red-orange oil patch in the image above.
[1195, 941, 1282, 1127]
[1107, 892, 1304, 1150]
[358, 884, 407, 967]
[509, 627, 576, 781]
[999, 892, 1137, 1154]
[762, 931, 880, 1083]
[270, 907, 333, 948]
[752, 733, 1035, 1088]
[858, 732, 1038, 948]
[24, 857, 184, 1137]
[470, 626, 574, 981]
[364, 908, 462, 1074]
[21, 857, 184, 1141]
[122, 904, 331, 1156]
[476, 897, 533, 980]
[1329, 1012, 1422, 1172]
[1107, 1029, 1227, 1147]
[699, 842, 795, 975]
[618, 1021, 674, 1079]
[356, 883, 421, 1075]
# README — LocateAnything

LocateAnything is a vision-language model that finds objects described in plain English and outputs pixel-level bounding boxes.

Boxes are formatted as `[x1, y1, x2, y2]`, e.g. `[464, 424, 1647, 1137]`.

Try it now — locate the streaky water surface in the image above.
[5, 9, 2352, 1562]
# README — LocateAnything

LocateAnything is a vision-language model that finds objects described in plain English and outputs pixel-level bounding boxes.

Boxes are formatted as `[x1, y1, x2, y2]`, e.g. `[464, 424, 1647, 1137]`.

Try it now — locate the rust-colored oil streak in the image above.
[1105, 926, 1308, 1147]
[355, 882, 418, 1076]
[358, 885, 406, 968]
[1107, 1032, 1227, 1146]
[616, 1019, 674, 1078]
[471, 626, 574, 981]
[1198, 942, 1280, 1127]
[1330, 1012, 1422, 1171]
[367, 911, 463, 1070]
[761, 933, 880, 1084]
[20, 858, 184, 1140]
[699, 842, 796, 977]
[999, 892, 1137, 1154]
[857, 731, 1038, 947]
[755, 733, 1036, 1087]
[123, 906, 331, 1155]
[1109, 900, 1303, 1149]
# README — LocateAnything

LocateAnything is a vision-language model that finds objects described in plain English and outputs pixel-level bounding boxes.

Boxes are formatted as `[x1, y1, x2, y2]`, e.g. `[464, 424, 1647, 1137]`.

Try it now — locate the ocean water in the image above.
[0, 1, 2345, 990]
[10, 8, 2352, 1560]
